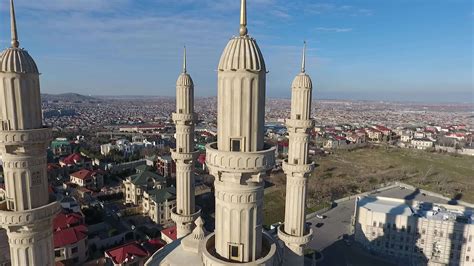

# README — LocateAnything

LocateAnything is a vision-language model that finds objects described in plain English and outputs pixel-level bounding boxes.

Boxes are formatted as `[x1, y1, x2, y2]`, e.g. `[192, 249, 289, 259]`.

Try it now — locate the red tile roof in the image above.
[53, 225, 87, 248]
[71, 169, 95, 180]
[61, 153, 83, 165]
[54, 213, 83, 230]
[105, 242, 148, 264]
[161, 226, 177, 241]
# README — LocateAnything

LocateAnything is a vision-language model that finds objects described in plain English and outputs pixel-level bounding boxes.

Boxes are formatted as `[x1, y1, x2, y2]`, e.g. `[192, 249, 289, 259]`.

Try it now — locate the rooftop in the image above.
[357, 196, 474, 224]
[105, 242, 148, 264]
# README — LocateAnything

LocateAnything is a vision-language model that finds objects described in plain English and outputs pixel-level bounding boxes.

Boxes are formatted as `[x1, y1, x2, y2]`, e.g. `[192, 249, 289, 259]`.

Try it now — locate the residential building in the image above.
[354, 196, 474, 266]
[105, 242, 149, 266]
[123, 167, 166, 205]
[411, 138, 435, 150]
[70, 169, 104, 190]
[53, 213, 88, 265]
[51, 138, 73, 156]
[142, 187, 176, 224]
[156, 155, 176, 178]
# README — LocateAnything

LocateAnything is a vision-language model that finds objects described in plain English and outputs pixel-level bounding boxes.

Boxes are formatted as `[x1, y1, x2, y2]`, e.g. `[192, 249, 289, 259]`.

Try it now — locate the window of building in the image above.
[72, 247, 78, 254]
[421, 239, 424, 244]
[422, 229, 426, 234]
[467, 247, 471, 252]
[296, 114, 301, 120]
[392, 224, 396, 230]
[440, 231, 443, 237]
[401, 226, 405, 232]
[387, 223, 391, 229]
[373, 221, 377, 227]
[469, 235, 472, 242]
[231, 139, 241, 152]
[467, 256, 470, 262]
[55, 250, 61, 257]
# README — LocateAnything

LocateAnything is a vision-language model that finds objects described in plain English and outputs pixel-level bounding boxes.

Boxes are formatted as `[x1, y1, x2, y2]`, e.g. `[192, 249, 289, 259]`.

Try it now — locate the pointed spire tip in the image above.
[10, 0, 19, 48]
[239, 0, 248, 36]
[183, 46, 187, 74]
[301, 41, 307, 73]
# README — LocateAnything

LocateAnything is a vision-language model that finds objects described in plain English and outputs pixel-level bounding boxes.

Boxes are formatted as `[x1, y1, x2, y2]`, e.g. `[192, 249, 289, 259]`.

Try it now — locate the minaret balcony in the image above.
[205, 142, 275, 174]
[172, 113, 196, 123]
[285, 119, 314, 129]
[282, 160, 314, 175]
[0, 127, 51, 146]
[171, 149, 197, 161]
[0, 201, 60, 227]
[170, 207, 201, 224]
[277, 224, 313, 246]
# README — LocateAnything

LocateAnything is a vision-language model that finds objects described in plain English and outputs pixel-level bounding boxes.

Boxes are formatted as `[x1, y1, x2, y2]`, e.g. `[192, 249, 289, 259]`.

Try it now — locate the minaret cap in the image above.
[10, 0, 19, 48]
[239, 0, 248, 36]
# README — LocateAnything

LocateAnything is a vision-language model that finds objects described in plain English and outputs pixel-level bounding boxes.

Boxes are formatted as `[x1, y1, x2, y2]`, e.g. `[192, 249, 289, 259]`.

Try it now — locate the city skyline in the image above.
[0, 0, 472, 102]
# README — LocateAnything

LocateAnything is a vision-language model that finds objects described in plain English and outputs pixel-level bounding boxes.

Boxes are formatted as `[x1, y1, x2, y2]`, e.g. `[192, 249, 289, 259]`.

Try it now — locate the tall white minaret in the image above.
[171, 47, 200, 238]
[203, 0, 278, 263]
[0, 1, 60, 265]
[278, 42, 314, 264]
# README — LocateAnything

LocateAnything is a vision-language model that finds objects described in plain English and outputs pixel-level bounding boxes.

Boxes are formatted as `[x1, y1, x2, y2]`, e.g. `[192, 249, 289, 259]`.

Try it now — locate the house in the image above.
[411, 138, 434, 150]
[156, 155, 175, 178]
[50, 138, 72, 156]
[366, 128, 384, 142]
[53, 220, 88, 265]
[60, 153, 92, 170]
[400, 133, 413, 143]
[70, 169, 104, 190]
[105, 242, 149, 266]
[142, 187, 176, 224]
[123, 167, 167, 205]
[60, 196, 81, 213]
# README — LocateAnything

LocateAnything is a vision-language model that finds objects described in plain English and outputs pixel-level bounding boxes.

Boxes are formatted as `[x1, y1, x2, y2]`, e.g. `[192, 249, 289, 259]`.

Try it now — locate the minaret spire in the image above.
[301, 41, 306, 73]
[10, 0, 19, 48]
[239, 0, 248, 36]
[183, 46, 187, 73]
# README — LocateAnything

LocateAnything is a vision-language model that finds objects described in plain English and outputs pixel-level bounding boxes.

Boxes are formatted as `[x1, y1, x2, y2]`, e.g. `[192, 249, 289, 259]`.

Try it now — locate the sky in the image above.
[0, 0, 472, 102]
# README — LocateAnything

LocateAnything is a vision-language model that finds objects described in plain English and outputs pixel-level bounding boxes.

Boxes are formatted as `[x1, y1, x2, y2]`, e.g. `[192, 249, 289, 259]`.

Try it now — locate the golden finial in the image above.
[10, 0, 19, 48]
[239, 0, 248, 36]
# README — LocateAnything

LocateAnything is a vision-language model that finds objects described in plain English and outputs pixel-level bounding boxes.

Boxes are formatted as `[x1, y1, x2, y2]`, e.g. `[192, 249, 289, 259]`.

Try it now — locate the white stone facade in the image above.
[171, 49, 200, 238]
[354, 196, 474, 266]
[0, 1, 60, 265]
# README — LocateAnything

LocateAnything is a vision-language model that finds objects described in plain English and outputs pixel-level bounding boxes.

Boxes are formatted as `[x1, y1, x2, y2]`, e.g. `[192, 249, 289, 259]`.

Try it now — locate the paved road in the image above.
[306, 187, 454, 265]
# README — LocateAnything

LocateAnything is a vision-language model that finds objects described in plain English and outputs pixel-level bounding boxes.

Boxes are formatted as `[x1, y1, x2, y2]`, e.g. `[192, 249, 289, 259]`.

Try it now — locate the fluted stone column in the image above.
[171, 49, 200, 238]
[0, 1, 60, 265]
[279, 43, 314, 265]
[203, 1, 278, 264]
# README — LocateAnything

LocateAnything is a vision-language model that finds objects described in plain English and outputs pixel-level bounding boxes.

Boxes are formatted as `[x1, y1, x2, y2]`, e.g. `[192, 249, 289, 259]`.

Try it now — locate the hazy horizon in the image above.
[4, 0, 472, 102]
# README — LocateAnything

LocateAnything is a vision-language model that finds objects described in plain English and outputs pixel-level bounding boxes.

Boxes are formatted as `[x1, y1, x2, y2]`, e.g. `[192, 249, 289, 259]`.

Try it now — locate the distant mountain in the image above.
[42, 93, 102, 103]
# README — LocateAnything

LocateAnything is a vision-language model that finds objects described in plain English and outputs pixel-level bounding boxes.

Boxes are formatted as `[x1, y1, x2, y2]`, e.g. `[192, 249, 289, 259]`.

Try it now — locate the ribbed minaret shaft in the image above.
[203, 0, 277, 264]
[171, 47, 200, 238]
[278, 43, 314, 263]
[0, 1, 60, 265]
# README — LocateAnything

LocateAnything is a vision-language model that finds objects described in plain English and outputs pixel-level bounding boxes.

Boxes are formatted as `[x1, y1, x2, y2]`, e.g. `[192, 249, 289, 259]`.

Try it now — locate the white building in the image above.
[411, 138, 435, 150]
[354, 196, 474, 266]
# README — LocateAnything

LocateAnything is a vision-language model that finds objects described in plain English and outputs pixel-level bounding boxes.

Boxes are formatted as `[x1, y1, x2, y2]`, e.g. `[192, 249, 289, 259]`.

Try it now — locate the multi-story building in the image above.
[123, 167, 166, 205]
[142, 187, 176, 224]
[50, 138, 72, 156]
[354, 196, 474, 266]
[156, 155, 176, 178]
[411, 138, 435, 150]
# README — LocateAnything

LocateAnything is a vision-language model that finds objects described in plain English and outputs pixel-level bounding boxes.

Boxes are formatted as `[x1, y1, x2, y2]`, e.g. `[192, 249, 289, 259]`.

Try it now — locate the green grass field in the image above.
[263, 147, 474, 225]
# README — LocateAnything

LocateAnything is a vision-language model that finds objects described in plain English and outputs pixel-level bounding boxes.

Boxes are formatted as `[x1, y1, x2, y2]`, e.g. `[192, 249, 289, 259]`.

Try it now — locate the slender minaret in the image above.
[278, 42, 314, 264]
[0, 1, 60, 265]
[170, 47, 200, 238]
[204, 0, 277, 263]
